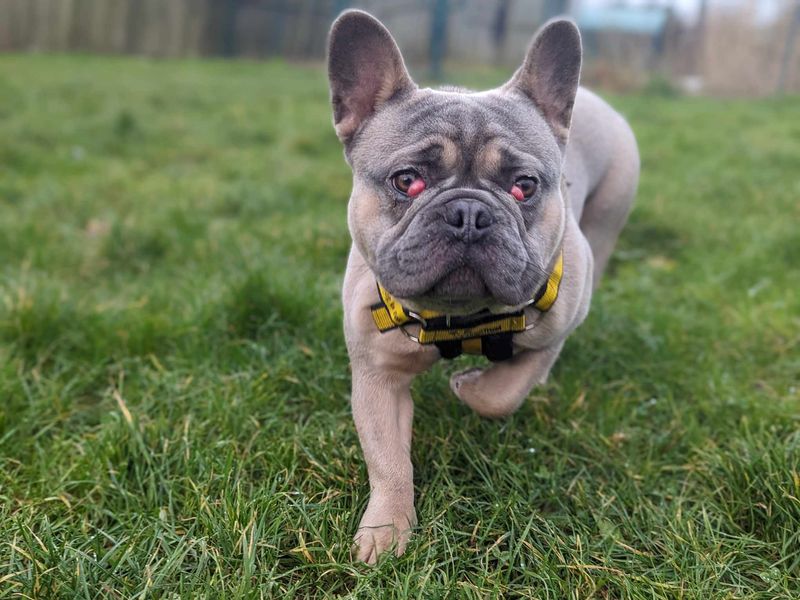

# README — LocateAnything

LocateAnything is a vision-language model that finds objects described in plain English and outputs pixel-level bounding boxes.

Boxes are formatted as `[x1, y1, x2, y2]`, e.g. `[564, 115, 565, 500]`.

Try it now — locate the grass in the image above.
[0, 54, 798, 599]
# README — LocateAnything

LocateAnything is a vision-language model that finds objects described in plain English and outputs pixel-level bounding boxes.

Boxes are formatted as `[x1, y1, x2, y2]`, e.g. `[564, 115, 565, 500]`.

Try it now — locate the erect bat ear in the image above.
[327, 10, 416, 144]
[504, 19, 582, 147]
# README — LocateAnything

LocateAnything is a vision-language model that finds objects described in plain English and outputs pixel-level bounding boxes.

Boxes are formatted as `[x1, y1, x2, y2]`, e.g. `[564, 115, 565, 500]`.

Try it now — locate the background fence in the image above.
[0, 0, 798, 96]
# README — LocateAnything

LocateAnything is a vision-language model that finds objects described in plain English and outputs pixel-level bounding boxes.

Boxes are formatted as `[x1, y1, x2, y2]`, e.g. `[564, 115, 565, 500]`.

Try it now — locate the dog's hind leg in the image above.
[449, 342, 564, 418]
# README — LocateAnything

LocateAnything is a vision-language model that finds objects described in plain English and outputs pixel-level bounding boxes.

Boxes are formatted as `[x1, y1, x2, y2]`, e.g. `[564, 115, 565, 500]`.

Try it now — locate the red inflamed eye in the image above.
[391, 170, 425, 197]
[511, 176, 539, 201]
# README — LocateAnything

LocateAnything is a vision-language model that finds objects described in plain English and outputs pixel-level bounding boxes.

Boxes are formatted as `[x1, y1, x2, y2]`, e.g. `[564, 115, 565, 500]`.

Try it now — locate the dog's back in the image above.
[566, 88, 640, 284]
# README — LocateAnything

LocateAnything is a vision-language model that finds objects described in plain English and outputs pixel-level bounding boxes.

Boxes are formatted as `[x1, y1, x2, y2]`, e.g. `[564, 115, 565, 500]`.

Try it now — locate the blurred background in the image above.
[0, 0, 798, 96]
[0, 3, 798, 596]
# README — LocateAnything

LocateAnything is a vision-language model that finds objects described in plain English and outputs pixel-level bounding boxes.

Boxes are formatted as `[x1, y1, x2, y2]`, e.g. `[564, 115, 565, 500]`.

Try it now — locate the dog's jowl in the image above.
[327, 10, 640, 564]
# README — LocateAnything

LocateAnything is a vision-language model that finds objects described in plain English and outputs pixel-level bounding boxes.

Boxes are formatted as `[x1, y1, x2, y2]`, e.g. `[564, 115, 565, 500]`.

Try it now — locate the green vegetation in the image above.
[0, 55, 798, 598]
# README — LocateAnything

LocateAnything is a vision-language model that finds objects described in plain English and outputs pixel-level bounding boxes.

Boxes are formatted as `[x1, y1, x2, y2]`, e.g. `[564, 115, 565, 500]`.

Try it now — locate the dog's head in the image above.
[327, 10, 581, 313]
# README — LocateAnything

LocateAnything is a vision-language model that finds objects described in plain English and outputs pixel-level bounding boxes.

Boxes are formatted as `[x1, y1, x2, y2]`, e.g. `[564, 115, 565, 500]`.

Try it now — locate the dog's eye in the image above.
[391, 170, 425, 197]
[510, 176, 539, 201]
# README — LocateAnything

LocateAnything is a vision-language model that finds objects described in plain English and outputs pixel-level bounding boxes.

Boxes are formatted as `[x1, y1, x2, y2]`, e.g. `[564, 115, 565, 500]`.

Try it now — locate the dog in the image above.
[326, 10, 640, 564]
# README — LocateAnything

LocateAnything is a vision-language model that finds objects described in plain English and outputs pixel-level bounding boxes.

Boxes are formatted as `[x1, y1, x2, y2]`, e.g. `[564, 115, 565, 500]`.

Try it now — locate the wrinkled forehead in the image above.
[350, 89, 562, 180]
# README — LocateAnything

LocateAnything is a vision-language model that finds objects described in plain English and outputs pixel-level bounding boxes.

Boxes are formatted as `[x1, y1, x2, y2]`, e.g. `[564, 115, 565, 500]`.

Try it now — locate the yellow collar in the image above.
[370, 251, 563, 361]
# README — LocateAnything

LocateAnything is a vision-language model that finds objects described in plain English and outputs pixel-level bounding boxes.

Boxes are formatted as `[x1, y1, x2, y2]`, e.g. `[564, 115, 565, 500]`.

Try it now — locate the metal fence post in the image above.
[222, 0, 238, 57]
[430, 0, 448, 80]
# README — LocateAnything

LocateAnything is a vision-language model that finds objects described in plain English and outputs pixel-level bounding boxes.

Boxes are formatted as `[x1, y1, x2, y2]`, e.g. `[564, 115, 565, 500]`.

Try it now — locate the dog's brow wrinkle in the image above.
[387, 135, 459, 169]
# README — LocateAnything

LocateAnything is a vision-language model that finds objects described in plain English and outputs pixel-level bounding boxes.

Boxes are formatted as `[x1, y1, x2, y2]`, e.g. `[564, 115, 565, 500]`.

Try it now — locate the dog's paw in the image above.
[450, 367, 521, 418]
[353, 499, 416, 564]
[449, 367, 483, 397]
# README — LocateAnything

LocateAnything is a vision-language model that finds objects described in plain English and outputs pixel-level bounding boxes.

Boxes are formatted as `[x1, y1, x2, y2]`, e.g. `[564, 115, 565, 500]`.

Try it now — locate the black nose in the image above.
[443, 199, 495, 241]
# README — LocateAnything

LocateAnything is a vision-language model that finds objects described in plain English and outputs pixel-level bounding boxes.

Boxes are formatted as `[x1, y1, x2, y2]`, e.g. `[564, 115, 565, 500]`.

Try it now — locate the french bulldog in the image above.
[327, 10, 639, 564]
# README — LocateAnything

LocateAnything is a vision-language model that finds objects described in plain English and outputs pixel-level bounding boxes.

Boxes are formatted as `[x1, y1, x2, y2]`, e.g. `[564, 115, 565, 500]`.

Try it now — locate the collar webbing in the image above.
[370, 250, 563, 358]
[530, 250, 563, 311]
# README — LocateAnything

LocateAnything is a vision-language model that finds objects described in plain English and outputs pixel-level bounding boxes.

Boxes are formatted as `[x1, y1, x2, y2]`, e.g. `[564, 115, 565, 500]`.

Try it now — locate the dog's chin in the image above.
[429, 266, 486, 297]
[392, 267, 525, 315]
[412, 268, 489, 313]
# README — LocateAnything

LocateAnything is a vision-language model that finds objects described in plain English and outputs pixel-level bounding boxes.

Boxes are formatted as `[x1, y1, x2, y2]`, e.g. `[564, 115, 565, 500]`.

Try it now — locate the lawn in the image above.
[0, 54, 798, 598]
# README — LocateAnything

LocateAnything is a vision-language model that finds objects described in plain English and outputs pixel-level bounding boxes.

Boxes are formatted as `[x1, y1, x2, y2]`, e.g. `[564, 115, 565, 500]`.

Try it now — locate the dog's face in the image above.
[328, 11, 581, 313]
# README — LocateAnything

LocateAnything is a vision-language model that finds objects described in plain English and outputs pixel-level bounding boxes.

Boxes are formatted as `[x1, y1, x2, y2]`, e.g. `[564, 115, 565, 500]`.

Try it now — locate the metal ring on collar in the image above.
[405, 310, 428, 328]
[398, 323, 421, 344]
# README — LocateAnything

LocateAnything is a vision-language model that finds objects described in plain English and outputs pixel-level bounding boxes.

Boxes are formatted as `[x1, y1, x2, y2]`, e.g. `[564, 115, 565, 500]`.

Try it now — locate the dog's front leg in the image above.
[351, 366, 417, 564]
[450, 343, 564, 418]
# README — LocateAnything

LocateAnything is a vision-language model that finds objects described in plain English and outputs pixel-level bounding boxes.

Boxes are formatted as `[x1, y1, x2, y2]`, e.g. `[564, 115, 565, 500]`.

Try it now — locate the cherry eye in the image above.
[391, 170, 425, 197]
[511, 176, 539, 201]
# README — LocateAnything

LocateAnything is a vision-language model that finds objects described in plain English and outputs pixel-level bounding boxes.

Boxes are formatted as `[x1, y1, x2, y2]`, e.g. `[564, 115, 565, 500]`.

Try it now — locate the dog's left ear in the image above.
[327, 10, 415, 144]
[504, 19, 582, 147]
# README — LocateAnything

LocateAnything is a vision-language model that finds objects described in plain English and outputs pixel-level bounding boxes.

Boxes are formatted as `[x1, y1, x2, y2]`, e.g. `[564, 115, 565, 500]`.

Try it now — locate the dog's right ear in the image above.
[503, 19, 582, 148]
[327, 10, 415, 144]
